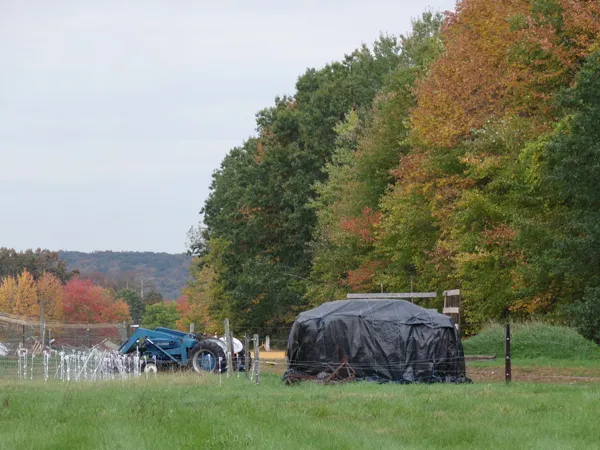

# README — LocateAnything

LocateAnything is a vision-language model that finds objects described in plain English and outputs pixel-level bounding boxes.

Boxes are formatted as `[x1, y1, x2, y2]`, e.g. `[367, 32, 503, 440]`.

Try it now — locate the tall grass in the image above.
[1, 373, 600, 449]
[462, 322, 600, 359]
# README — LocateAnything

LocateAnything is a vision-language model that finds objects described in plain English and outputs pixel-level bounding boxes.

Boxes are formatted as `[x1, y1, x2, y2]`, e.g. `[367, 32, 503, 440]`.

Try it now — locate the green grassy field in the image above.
[2, 323, 599, 449]
[1, 372, 600, 450]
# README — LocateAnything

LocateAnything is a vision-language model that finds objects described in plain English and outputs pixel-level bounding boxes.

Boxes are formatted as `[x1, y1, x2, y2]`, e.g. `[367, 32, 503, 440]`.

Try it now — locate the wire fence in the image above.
[237, 323, 600, 384]
[0, 312, 127, 347]
[0, 313, 129, 381]
[1, 315, 599, 384]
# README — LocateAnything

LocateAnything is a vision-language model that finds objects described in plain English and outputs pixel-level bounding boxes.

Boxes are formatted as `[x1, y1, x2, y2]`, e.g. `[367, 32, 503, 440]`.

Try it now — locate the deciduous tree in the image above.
[0, 276, 17, 314]
[119, 288, 145, 324]
[37, 272, 64, 320]
[141, 302, 180, 330]
[14, 270, 39, 317]
[0, 248, 73, 283]
[63, 278, 130, 323]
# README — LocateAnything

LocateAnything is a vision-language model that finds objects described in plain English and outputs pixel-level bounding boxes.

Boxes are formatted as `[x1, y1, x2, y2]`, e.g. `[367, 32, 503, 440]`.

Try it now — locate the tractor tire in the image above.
[190, 340, 227, 374]
[237, 349, 252, 372]
[143, 363, 158, 374]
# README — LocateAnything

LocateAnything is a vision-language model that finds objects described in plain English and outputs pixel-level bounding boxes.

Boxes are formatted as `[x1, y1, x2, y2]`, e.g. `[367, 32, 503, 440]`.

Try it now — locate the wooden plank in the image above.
[347, 292, 437, 299]
[443, 307, 460, 314]
[443, 289, 461, 296]
[465, 355, 496, 361]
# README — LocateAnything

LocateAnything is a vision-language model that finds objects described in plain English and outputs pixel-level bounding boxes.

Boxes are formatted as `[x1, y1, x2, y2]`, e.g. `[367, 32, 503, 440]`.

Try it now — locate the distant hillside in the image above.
[58, 251, 192, 299]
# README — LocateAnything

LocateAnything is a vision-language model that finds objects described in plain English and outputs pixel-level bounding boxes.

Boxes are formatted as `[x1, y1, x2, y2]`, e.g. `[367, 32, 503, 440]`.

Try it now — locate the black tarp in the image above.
[284, 299, 470, 383]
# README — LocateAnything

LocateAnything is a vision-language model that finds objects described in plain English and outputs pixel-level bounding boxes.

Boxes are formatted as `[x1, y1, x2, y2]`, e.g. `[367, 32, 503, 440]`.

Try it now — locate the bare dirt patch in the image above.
[260, 350, 286, 360]
[467, 364, 600, 383]
[259, 353, 600, 384]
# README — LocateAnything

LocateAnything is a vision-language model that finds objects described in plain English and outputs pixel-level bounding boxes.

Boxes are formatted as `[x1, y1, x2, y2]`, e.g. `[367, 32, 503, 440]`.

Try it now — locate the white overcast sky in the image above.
[0, 0, 456, 254]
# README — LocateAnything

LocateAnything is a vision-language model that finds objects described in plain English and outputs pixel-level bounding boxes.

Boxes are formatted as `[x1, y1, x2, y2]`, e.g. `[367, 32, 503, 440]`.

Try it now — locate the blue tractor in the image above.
[118, 326, 250, 374]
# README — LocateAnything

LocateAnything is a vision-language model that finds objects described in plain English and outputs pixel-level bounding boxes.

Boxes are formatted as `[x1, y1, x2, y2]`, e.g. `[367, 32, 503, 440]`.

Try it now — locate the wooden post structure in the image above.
[189, 323, 195, 334]
[253, 334, 260, 385]
[117, 321, 128, 342]
[505, 323, 511, 383]
[347, 292, 437, 300]
[443, 289, 461, 330]
[224, 319, 233, 377]
[244, 334, 250, 380]
[39, 301, 45, 348]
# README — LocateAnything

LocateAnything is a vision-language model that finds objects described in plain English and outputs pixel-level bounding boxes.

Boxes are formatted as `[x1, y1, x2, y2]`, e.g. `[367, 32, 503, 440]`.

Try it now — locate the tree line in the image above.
[0, 248, 190, 330]
[186, 1, 600, 341]
[58, 250, 191, 299]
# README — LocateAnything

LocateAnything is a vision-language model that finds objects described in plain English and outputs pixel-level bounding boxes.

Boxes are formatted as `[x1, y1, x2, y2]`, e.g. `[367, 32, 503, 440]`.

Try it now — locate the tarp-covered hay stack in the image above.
[283, 299, 470, 384]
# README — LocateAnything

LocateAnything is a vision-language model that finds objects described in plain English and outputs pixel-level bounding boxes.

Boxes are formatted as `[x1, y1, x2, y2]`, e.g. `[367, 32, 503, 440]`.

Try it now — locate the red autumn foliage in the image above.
[341, 260, 384, 292]
[340, 207, 382, 243]
[481, 223, 518, 247]
[62, 278, 130, 323]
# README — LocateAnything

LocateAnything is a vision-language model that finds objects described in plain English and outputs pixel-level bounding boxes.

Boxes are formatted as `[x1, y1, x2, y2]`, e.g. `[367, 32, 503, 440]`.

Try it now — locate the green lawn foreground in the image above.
[1, 373, 600, 450]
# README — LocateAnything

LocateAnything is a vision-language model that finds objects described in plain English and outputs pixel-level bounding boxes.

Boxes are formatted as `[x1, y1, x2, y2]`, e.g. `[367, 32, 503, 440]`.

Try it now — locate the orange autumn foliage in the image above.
[0, 272, 64, 319]
[36, 272, 64, 320]
[0, 276, 17, 314]
[411, 0, 600, 148]
[13, 270, 39, 317]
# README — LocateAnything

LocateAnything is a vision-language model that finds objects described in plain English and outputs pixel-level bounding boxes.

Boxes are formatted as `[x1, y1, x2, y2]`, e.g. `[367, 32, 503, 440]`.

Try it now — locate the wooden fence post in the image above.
[39, 301, 45, 347]
[505, 323, 511, 383]
[224, 319, 233, 377]
[244, 334, 250, 380]
[443, 289, 461, 330]
[253, 334, 260, 385]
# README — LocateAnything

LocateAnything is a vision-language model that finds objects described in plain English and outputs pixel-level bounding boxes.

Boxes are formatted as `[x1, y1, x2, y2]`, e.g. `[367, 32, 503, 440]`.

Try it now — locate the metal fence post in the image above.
[505, 323, 511, 383]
